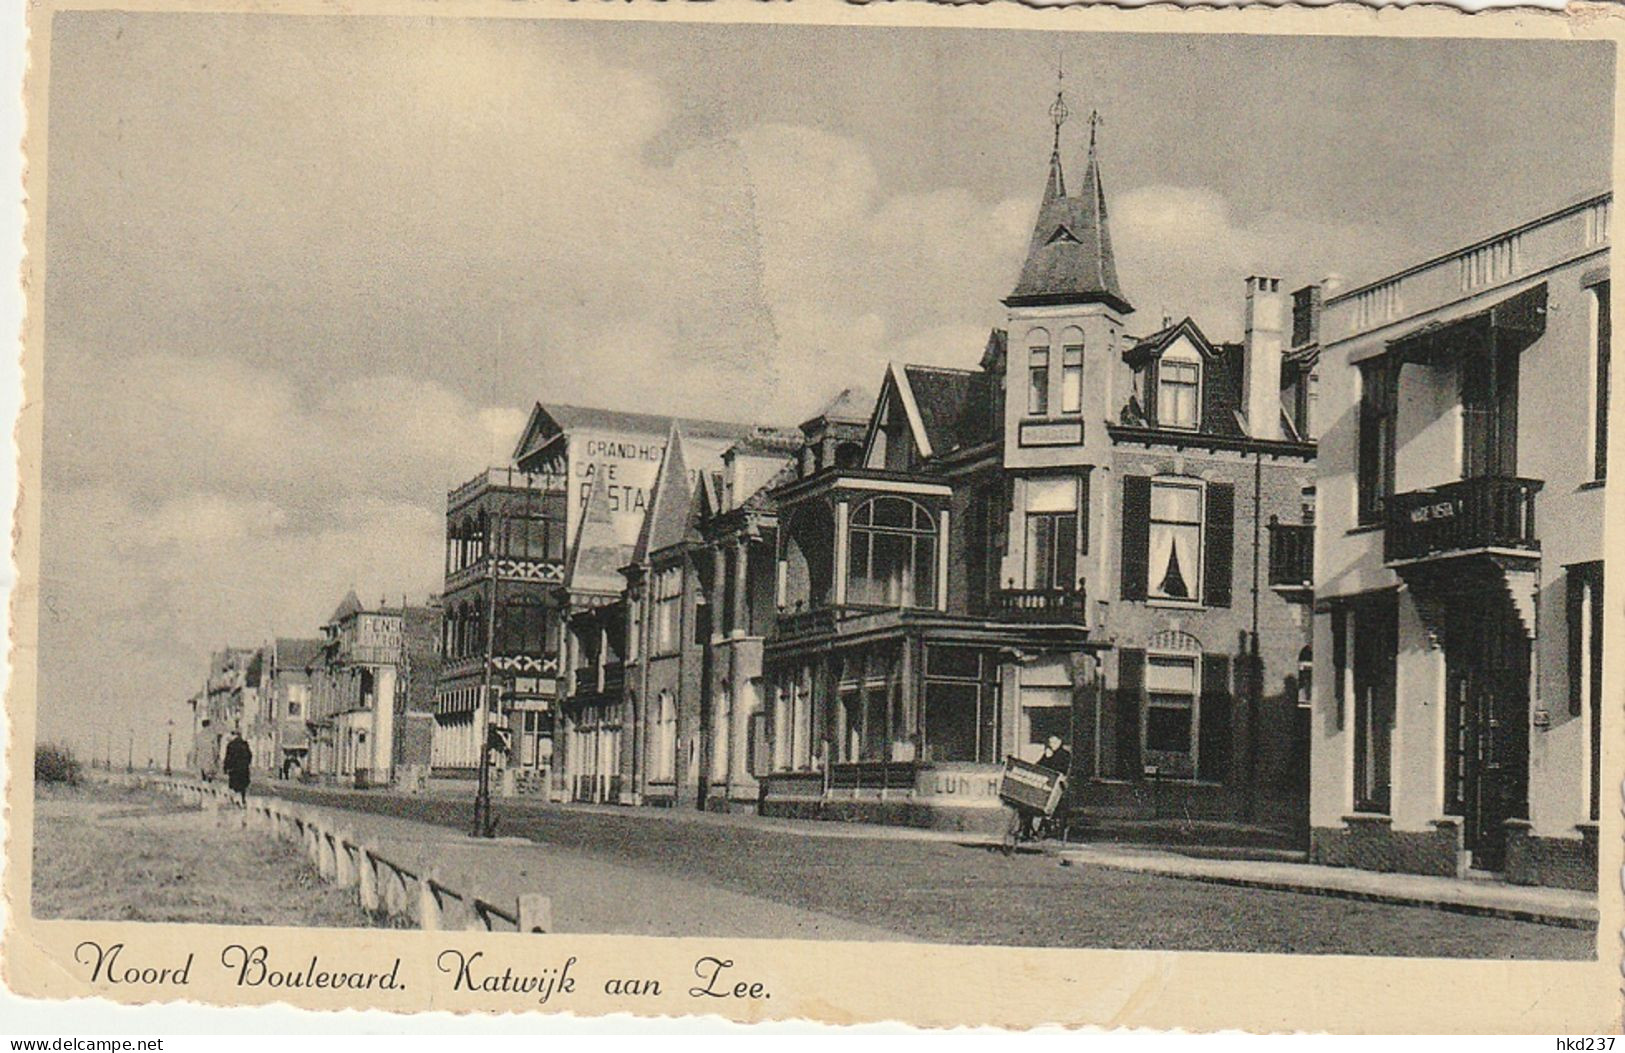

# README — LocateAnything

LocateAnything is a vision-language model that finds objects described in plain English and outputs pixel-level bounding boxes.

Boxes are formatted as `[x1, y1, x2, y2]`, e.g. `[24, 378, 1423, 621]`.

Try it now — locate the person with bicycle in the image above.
[1025, 736, 1072, 840]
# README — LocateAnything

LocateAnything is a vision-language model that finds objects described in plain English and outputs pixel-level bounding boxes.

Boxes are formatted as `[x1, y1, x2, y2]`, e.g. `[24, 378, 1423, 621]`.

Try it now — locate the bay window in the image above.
[846, 496, 936, 608]
[1024, 477, 1079, 591]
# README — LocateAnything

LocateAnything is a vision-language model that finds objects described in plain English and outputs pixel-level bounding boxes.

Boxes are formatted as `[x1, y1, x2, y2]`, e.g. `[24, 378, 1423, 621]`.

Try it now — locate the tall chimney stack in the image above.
[1243, 275, 1285, 440]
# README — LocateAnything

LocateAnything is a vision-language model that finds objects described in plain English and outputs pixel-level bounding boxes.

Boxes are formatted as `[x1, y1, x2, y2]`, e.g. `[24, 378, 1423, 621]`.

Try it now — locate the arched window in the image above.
[458, 515, 477, 571]
[1059, 326, 1085, 415]
[846, 496, 937, 609]
[1026, 327, 1052, 416]
[653, 690, 676, 780]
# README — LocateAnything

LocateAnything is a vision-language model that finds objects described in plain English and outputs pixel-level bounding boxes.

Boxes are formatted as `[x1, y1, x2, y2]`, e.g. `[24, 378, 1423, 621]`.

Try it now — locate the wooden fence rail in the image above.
[143, 776, 548, 933]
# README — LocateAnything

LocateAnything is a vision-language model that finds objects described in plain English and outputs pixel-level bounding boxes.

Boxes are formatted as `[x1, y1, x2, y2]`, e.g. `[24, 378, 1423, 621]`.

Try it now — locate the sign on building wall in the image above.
[563, 429, 742, 553]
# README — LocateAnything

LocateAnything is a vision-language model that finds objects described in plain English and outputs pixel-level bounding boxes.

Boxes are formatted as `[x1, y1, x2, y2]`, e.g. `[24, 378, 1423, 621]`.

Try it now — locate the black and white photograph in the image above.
[7, 1, 1621, 1032]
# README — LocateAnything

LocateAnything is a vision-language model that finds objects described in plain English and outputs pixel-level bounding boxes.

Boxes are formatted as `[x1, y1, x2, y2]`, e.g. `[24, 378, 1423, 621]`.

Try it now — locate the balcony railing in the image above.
[982, 587, 1087, 625]
[1267, 522, 1314, 588]
[1384, 476, 1543, 564]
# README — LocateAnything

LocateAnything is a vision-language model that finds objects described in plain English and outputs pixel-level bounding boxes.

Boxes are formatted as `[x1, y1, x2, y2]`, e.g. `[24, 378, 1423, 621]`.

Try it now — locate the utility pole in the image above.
[126, 725, 133, 773]
[473, 503, 501, 838]
[165, 717, 174, 776]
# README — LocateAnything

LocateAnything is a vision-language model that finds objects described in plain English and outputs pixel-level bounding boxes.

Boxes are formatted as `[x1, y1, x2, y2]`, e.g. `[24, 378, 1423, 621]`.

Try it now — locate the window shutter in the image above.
[1198, 653, 1232, 783]
[1120, 475, 1151, 601]
[1117, 648, 1145, 779]
[1079, 472, 1091, 555]
[1203, 482, 1235, 608]
[1144, 362, 1160, 425]
[1331, 608, 1347, 730]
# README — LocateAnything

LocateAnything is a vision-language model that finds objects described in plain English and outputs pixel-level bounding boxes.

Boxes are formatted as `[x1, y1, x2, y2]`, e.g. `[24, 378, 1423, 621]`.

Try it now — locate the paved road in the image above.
[269, 785, 1593, 959]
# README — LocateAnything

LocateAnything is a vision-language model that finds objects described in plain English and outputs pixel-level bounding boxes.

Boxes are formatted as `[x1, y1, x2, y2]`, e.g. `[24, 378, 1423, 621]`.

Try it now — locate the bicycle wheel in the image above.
[1000, 805, 1022, 857]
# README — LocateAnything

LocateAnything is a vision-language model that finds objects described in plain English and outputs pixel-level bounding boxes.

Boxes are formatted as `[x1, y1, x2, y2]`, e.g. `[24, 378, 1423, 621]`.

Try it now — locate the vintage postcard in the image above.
[5, 0, 1623, 1033]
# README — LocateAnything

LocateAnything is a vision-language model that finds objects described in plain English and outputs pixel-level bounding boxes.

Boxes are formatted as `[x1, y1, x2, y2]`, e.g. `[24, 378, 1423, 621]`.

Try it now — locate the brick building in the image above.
[751, 109, 1318, 839]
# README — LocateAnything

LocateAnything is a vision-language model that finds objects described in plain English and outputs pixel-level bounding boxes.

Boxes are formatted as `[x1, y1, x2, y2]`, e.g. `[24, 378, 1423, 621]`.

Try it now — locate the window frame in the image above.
[1357, 357, 1398, 527]
[1592, 280, 1611, 483]
[846, 496, 938, 610]
[1028, 346, 1051, 416]
[1060, 343, 1084, 414]
[1147, 478, 1205, 605]
[1142, 652, 1200, 779]
[1156, 351, 1202, 430]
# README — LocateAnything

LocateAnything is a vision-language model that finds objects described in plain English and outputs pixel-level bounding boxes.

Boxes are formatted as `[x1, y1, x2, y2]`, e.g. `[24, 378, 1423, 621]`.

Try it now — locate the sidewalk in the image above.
[274, 778, 993, 847]
[1057, 843, 1598, 929]
[269, 791, 907, 941]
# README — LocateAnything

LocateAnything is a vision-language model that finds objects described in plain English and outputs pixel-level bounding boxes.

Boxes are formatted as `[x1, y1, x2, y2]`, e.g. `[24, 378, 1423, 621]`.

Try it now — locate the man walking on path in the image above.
[223, 731, 253, 806]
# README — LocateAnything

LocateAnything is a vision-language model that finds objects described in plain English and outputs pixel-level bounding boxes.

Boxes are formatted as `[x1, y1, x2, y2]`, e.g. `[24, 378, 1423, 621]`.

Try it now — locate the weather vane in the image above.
[1049, 54, 1070, 155]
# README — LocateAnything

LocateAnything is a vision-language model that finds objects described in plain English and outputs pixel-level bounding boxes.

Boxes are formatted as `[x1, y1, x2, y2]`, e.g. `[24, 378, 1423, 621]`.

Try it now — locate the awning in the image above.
[1386, 282, 1547, 364]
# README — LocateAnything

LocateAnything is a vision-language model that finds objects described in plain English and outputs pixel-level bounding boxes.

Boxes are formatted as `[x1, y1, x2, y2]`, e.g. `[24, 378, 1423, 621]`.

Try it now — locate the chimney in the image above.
[1242, 276, 1285, 440]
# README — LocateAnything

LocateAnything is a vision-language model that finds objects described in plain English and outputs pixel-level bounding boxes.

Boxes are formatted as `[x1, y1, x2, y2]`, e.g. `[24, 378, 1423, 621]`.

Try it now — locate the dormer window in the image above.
[1028, 347, 1050, 416]
[1157, 352, 1200, 429]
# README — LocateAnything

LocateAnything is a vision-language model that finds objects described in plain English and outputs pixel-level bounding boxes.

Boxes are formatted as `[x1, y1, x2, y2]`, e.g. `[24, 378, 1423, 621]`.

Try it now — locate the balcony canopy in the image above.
[1385, 282, 1547, 365]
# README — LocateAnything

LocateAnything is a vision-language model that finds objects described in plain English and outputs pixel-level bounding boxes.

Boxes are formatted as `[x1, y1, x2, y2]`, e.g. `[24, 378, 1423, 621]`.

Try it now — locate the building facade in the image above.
[1309, 192, 1610, 890]
[433, 466, 568, 781]
[305, 592, 440, 787]
[752, 115, 1317, 839]
[258, 637, 323, 778]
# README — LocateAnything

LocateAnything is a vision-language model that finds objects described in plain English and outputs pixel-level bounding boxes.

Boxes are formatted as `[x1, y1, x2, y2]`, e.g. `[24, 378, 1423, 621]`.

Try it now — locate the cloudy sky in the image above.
[38, 12, 1610, 762]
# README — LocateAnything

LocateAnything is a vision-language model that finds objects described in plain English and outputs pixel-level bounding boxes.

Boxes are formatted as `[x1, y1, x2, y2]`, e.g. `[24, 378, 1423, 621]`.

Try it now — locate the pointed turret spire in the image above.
[1044, 61, 1069, 203]
[1007, 101, 1133, 315]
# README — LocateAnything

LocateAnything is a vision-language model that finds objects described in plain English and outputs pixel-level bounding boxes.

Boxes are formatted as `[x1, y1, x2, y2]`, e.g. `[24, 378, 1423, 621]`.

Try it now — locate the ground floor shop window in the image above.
[922, 647, 998, 763]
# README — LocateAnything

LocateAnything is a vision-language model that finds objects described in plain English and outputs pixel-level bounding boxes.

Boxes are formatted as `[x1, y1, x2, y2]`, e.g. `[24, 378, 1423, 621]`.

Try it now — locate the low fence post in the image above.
[418, 869, 443, 931]
[518, 894, 551, 934]
[334, 831, 356, 888]
[357, 844, 379, 913]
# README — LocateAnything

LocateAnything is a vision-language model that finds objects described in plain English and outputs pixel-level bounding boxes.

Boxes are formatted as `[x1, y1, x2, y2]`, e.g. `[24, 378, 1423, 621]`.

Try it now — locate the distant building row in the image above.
[187, 592, 442, 789]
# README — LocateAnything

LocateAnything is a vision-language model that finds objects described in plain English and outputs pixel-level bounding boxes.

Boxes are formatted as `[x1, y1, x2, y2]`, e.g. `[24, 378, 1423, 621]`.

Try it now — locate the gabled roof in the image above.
[801, 388, 871, 432]
[566, 467, 632, 595]
[513, 402, 762, 464]
[274, 637, 324, 671]
[637, 424, 695, 561]
[1123, 317, 1213, 365]
[901, 364, 998, 455]
[1006, 124, 1132, 315]
[329, 589, 364, 625]
[865, 362, 998, 466]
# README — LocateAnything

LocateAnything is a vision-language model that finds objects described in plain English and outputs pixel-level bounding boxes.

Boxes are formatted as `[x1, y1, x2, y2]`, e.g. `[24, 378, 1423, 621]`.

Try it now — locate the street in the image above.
[269, 785, 1592, 959]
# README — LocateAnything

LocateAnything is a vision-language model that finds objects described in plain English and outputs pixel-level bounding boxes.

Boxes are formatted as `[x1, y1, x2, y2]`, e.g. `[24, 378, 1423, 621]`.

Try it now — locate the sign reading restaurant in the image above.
[567, 431, 669, 549]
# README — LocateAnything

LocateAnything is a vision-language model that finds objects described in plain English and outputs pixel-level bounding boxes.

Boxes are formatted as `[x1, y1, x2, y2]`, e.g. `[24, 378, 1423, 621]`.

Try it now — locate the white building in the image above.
[1310, 193, 1611, 889]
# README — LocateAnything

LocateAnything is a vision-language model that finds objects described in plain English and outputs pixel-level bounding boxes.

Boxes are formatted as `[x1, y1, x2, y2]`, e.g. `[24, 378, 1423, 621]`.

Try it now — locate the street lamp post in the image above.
[165, 718, 174, 776]
[126, 726, 133, 773]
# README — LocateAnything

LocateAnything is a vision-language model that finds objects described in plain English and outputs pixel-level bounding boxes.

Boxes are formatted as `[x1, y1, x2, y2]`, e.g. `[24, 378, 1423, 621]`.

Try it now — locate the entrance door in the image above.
[1444, 603, 1530, 871]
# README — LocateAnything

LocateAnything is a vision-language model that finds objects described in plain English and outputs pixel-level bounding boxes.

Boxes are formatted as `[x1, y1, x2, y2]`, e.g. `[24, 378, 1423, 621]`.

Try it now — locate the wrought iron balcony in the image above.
[983, 587, 1088, 625]
[1384, 476, 1543, 564]
[1267, 521, 1314, 589]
